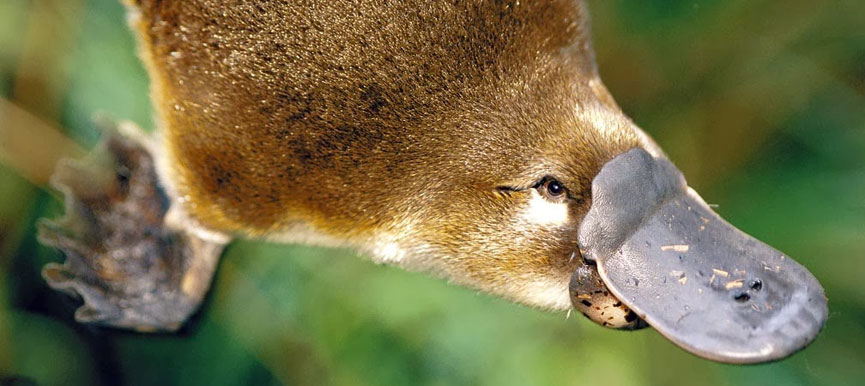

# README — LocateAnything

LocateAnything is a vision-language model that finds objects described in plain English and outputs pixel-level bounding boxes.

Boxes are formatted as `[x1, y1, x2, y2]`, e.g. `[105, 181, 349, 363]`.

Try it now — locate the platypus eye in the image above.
[545, 180, 565, 196]
[539, 178, 567, 201]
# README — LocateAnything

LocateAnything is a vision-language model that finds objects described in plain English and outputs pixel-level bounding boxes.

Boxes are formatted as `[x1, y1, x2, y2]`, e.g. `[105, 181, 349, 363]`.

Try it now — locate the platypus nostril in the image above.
[750, 279, 763, 292]
[734, 292, 751, 302]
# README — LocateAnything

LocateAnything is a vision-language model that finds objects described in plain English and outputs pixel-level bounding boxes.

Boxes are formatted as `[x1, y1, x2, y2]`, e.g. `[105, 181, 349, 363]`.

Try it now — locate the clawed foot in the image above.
[38, 121, 225, 332]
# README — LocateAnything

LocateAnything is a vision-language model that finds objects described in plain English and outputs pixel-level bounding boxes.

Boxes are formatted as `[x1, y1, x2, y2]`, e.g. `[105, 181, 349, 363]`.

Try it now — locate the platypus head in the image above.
[130, 0, 827, 363]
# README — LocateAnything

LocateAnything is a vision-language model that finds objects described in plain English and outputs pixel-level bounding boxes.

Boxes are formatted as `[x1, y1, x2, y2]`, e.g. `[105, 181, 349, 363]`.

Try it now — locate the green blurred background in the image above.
[1, 0, 863, 385]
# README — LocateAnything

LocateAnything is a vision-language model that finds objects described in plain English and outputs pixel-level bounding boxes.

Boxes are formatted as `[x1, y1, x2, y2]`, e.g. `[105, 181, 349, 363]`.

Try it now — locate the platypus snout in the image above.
[572, 147, 828, 363]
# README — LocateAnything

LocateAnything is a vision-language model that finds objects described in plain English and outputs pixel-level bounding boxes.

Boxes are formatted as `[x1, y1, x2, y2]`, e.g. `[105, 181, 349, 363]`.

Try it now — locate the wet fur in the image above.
[126, 0, 643, 310]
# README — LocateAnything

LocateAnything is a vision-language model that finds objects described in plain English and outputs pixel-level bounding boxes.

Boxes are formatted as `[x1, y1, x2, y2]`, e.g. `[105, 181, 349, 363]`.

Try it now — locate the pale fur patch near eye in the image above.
[522, 190, 569, 225]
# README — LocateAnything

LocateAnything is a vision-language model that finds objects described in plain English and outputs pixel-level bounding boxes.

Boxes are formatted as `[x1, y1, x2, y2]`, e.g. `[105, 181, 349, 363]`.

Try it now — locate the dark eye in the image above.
[541, 178, 567, 199]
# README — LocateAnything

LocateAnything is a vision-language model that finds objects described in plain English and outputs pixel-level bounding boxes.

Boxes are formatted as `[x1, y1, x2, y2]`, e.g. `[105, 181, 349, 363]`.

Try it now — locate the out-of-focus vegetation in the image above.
[1, 0, 863, 385]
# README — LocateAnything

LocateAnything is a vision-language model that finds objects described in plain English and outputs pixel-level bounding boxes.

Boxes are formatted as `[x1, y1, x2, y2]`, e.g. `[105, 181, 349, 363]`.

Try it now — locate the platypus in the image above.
[38, 0, 827, 364]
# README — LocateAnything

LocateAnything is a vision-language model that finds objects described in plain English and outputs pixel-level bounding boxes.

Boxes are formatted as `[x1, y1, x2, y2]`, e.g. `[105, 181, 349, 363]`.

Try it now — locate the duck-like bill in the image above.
[573, 148, 827, 364]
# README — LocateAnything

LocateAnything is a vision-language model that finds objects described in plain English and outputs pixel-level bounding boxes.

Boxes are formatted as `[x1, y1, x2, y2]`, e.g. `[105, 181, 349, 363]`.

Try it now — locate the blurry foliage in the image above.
[1, 0, 863, 385]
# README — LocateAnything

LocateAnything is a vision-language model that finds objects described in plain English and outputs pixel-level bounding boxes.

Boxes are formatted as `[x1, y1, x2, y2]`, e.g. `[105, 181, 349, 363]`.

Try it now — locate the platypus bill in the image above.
[38, 0, 827, 364]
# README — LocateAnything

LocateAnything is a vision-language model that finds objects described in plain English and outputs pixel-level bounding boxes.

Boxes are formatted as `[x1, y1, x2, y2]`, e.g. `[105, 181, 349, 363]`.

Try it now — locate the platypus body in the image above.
[39, 0, 827, 364]
[133, 0, 637, 311]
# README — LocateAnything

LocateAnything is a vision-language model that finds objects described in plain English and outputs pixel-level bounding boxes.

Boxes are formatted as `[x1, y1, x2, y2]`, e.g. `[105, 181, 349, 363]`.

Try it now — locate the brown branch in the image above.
[0, 98, 85, 186]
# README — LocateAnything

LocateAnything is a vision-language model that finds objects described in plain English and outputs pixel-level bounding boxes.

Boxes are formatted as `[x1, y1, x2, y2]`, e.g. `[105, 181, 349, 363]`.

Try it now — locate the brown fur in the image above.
[126, 0, 643, 309]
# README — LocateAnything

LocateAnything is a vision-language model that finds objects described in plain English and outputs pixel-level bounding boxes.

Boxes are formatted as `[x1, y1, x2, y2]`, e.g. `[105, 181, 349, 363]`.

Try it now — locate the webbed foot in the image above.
[38, 121, 225, 332]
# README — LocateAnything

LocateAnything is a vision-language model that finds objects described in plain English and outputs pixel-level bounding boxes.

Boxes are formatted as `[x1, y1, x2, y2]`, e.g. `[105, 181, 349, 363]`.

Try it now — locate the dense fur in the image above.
[127, 0, 643, 310]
